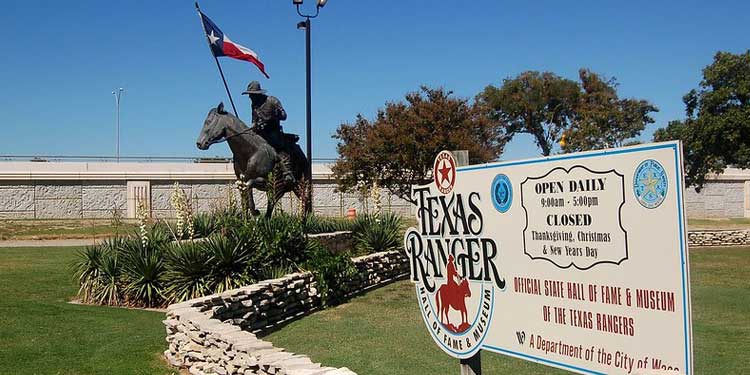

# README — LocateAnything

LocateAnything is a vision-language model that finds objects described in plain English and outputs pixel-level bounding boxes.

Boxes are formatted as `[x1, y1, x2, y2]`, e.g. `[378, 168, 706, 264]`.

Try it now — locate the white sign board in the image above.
[404, 142, 692, 374]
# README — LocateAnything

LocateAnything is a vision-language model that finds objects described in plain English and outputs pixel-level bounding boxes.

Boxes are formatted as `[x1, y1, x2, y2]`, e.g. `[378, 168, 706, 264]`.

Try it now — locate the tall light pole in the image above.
[293, 0, 327, 214]
[112, 88, 124, 162]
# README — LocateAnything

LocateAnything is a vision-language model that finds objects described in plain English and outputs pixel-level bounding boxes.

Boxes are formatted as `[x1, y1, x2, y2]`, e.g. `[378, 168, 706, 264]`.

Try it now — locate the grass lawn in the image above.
[1, 245, 748, 374]
[688, 217, 750, 230]
[0, 246, 173, 375]
[266, 247, 750, 375]
[0, 220, 136, 241]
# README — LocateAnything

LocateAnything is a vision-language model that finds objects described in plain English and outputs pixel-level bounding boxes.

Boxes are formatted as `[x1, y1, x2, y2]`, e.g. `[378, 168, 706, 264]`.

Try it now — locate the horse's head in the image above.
[196, 102, 230, 150]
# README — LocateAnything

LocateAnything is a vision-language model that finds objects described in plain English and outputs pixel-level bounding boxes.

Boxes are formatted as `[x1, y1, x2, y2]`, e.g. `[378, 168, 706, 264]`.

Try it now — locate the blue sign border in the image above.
[457, 142, 691, 375]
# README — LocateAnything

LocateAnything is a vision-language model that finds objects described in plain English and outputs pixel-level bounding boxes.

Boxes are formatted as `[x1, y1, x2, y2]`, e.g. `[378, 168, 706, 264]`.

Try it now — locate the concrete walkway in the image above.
[0, 239, 99, 248]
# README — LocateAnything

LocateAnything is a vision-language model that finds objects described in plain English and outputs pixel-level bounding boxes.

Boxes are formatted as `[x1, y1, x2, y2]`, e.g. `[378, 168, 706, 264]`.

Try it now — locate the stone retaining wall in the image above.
[687, 230, 750, 247]
[164, 250, 409, 375]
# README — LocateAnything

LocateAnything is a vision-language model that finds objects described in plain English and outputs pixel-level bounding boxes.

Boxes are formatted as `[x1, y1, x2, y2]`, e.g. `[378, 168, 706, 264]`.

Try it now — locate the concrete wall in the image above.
[0, 162, 411, 219]
[4, 161, 750, 219]
[683, 168, 750, 218]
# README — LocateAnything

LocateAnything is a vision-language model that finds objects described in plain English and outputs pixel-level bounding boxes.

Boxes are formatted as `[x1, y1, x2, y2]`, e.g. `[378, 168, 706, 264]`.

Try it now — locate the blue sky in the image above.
[0, 0, 748, 161]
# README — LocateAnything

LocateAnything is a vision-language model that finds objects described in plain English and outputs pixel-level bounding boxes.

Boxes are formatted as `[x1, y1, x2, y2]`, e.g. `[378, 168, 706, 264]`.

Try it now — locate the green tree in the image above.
[654, 51, 750, 190]
[332, 86, 504, 204]
[476, 71, 580, 156]
[478, 70, 657, 156]
[562, 69, 658, 152]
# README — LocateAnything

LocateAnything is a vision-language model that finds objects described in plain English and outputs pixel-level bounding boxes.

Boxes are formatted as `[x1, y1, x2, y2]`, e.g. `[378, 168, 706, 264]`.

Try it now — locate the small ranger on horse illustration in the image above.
[436, 254, 472, 333]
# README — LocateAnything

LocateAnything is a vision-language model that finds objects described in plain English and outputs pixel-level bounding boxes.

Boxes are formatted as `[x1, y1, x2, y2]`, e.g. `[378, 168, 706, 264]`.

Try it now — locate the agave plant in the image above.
[352, 212, 403, 255]
[163, 242, 212, 303]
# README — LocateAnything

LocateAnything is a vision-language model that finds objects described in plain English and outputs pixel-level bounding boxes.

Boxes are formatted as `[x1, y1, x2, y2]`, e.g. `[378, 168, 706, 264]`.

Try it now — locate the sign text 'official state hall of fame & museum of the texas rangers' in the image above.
[404, 142, 693, 374]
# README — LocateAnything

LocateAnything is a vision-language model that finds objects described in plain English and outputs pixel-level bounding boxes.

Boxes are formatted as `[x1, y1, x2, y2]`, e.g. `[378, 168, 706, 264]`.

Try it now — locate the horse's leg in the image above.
[461, 303, 467, 325]
[246, 187, 260, 216]
[436, 289, 442, 323]
[243, 178, 264, 217]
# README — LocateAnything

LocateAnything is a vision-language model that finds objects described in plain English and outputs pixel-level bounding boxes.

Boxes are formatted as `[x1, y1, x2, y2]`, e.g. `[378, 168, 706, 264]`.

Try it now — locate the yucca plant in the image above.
[302, 214, 354, 234]
[163, 242, 212, 303]
[94, 251, 122, 306]
[71, 245, 106, 304]
[119, 238, 166, 307]
[203, 233, 254, 293]
[148, 222, 173, 245]
[71, 236, 129, 305]
[259, 264, 295, 280]
[193, 212, 218, 238]
[352, 212, 403, 255]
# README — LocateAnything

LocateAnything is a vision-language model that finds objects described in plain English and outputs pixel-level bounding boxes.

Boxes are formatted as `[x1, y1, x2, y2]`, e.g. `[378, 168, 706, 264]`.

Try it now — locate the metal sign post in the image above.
[460, 351, 481, 375]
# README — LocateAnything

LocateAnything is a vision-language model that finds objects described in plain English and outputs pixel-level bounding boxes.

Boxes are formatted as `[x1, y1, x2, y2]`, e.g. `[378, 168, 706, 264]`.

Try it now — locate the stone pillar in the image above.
[744, 181, 750, 218]
[126, 181, 151, 218]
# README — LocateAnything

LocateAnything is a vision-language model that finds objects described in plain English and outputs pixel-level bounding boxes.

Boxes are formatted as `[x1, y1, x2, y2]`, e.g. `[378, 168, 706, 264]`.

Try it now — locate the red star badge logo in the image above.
[433, 151, 456, 194]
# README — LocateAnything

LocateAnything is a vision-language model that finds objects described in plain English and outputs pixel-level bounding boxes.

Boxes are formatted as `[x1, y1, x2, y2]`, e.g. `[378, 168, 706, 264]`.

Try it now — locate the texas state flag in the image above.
[200, 11, 269, 79]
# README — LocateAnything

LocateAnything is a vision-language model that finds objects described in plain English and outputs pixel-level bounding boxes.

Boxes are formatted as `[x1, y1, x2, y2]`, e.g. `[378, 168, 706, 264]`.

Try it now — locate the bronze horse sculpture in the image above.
[196, 103, 307, 217]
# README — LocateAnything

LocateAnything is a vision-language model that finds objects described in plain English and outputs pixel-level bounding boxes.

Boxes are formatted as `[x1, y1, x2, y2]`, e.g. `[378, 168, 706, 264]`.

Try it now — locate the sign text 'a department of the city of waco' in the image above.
[404, 142, 693, 374]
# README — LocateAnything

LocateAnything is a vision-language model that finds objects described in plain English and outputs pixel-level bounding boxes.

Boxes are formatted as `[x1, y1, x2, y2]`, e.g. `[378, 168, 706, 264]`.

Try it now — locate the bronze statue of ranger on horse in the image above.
[196, 81, 308, 217]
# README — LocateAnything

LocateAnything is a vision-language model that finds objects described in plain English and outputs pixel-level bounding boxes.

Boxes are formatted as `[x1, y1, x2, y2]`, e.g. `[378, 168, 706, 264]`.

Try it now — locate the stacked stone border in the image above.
[164, 250, 408, 375]
[687, 229, 750, 247]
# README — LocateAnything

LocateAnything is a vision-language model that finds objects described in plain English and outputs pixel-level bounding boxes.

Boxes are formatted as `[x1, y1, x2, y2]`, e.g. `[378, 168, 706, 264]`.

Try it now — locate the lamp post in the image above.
[112, 88, 124, 162]
[293, 0, 327, 214]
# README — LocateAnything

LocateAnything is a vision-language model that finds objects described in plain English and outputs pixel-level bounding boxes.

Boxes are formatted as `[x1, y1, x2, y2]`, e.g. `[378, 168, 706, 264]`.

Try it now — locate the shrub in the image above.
[352, 212, 403, 255]
[252, 215, 308, 270]
[303, 242, 356, 306]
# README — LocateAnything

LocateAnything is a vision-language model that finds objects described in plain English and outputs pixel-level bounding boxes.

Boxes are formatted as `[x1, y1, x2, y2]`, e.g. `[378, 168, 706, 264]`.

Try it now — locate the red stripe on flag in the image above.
[223, 41, 269, 78]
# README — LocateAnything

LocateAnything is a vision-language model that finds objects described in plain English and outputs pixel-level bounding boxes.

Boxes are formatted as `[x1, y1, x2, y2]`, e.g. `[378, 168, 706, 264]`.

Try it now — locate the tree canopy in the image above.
[331, 86, 505, 204]
[562, 69, 658, 152]
[654, 51, 750, 190]
[477, 69, 658, 155]
[476, 71, 579, 156]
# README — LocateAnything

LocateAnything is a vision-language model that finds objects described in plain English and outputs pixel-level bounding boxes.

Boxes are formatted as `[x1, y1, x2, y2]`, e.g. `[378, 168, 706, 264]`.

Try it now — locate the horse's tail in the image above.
[288, 143, 308, 188]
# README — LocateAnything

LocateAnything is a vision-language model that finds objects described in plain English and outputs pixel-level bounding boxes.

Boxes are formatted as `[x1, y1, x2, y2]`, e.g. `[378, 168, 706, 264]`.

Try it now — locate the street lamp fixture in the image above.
[112, 87, 124, 162]
[292, 0, 328, 214]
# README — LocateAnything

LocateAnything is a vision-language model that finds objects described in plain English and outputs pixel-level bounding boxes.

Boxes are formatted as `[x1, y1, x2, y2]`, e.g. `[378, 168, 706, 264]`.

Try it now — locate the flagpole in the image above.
[195, 1, 239, 117]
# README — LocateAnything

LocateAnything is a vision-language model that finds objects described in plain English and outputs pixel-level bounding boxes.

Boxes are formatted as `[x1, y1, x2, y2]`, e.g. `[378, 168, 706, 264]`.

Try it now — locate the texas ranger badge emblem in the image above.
[634, 159, 668, 209]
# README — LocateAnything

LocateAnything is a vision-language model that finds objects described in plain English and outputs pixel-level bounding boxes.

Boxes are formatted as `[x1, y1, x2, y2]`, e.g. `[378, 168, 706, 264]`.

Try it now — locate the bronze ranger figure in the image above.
[242, 81, 299, 183]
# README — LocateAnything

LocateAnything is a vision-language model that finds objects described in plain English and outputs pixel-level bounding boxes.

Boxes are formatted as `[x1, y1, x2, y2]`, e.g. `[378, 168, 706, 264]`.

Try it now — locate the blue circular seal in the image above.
[634, 159, 668, 209]
[491, 174, 512, 213]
